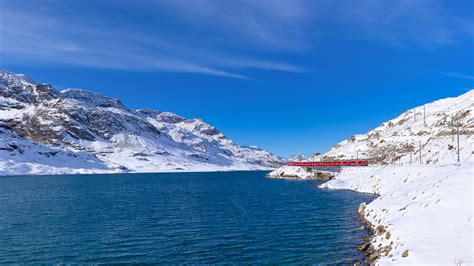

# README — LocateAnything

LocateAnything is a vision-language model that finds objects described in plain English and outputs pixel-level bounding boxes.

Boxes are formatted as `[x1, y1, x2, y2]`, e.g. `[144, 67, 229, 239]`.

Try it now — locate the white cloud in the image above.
[442, 72, 474, 81]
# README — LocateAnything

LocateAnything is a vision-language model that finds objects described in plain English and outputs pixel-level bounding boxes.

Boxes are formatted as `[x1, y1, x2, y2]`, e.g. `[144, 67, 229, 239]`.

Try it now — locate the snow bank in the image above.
[268, 165, 317, 179]
[320, 163, 474, 265]
[267, 165, 341, 179]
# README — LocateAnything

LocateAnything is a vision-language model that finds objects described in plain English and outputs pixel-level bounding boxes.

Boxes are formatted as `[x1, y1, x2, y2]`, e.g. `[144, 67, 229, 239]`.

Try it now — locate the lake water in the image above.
[0, 171, 375, 264]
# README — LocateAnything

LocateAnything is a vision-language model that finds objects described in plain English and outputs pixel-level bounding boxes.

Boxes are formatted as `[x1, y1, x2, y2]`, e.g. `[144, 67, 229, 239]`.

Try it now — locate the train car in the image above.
[287, 160, 368, 167]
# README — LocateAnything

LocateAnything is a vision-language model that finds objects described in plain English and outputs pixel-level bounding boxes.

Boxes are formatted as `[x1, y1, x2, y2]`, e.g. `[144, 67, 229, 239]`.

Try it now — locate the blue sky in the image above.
[1, 0, 473, 156]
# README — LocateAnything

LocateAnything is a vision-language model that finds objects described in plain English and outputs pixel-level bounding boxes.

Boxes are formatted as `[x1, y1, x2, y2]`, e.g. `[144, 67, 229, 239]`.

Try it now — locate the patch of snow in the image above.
[268, 165, 317, 179]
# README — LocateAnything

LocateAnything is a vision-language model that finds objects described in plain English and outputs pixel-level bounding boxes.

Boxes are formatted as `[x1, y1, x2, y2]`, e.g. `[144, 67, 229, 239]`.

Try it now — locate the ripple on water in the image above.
[0, 171, 375, 264]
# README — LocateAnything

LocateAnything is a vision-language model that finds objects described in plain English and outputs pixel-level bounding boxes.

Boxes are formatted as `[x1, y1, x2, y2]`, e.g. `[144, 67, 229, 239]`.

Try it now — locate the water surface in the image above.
[0, 171, 374, 264]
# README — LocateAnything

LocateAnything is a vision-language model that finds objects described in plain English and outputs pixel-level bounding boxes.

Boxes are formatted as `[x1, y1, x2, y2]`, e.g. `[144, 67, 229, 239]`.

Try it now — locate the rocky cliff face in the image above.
[0, 70, 284, 175]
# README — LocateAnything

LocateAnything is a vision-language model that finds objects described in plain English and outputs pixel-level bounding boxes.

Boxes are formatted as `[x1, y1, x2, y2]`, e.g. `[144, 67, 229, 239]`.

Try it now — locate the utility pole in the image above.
[356, 150, 359, 160]
[451, 115, 454, 142]
[423, 105, 426, 126]
[419, 141, 422, 164]
[456, 122, 460, 163]
[410, 152, 412, 164]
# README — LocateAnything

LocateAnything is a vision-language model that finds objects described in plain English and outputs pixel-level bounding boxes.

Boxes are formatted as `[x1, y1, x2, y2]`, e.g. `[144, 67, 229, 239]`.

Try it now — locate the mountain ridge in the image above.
[0, 69, 284, 175]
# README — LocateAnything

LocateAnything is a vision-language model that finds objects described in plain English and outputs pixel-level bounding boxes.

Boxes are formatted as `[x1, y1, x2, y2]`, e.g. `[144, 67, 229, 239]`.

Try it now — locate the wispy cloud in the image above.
[0, 0, 472, 78]
[154, 0, 312, 51]
[0, 1, 292, 79]
[316, 0, 473, 47]
[0, 2, 257, 79]
[442, 72, 474, 81]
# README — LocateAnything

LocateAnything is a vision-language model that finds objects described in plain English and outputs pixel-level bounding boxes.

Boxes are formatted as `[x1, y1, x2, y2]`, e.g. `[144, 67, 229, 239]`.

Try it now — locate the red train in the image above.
[288, 160, 368, 167]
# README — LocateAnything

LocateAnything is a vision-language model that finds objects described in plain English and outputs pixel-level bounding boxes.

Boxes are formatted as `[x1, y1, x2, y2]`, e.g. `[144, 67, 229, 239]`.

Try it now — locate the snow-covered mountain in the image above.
[0, 70, 284, 175]
[322, 90, 473, 165]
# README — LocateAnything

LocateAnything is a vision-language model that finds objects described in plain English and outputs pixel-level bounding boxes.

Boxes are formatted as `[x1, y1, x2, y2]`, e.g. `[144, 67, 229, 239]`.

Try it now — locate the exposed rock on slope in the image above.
[0, 70, 284, 175]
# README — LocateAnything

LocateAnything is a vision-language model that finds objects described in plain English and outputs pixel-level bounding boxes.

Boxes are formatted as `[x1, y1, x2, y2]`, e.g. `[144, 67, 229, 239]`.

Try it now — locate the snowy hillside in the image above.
[270, 90, 473, 179]
[324, 90, 473, 165]
[0, 70, 284, 175]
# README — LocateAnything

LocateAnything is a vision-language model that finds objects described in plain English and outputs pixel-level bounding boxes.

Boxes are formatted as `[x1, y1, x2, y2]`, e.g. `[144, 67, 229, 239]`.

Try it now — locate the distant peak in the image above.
[190, 117, 205, 123]
[138, 109, 186, 124]
[61, 88, 125, 109]
[0, 69, 15, 75]
[0, 69, 38, 86]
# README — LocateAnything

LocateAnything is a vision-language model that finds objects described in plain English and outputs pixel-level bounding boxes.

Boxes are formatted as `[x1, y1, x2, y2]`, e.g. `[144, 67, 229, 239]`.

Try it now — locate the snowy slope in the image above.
[0, 129, 112, 175]
[0, 69, 284, 175]
[269, 89, 474, 179]
[323, 90, 474, 165]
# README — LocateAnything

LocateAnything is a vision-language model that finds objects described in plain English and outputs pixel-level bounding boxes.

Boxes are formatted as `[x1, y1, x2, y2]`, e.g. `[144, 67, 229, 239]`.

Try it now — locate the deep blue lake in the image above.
[0, 171, 375, 264]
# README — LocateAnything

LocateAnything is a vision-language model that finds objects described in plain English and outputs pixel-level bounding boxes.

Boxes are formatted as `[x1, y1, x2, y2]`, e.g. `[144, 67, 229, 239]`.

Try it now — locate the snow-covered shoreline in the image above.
[0, 165, 274, 177]
[269, 163, 474, 264]
[320, 163, 473, 265]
